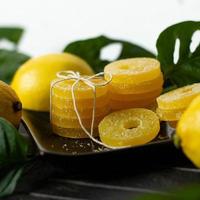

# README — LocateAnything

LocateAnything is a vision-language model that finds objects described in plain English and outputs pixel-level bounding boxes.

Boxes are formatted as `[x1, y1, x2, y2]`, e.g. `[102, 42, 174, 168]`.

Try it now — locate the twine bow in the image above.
[50, 70, 116, 149]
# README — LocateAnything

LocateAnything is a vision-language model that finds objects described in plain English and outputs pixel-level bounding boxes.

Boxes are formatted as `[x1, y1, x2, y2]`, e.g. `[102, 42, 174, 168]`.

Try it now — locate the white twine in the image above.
[50, 70, 120, 149]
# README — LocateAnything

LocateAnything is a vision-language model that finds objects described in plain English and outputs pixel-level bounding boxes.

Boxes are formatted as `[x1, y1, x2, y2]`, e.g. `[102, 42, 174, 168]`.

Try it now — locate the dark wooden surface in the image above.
[4, 127, 200, 200]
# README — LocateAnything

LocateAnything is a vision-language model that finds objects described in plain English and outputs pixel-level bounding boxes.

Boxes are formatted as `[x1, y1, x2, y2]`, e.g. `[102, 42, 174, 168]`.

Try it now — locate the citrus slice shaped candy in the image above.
[52, 124, 98, 138]
[156, 108, 184, 121]
[51, 114, 104, 129]
[104, 58, 161, 84]
[51, 77, 108, 99]
[51, 93, 109, 110]
[157, 83, 200, 110]
[110, 88, 162, 101]
[52, 104, 110, 119]
[109, 74, 163, 94]
[99, 108, 160, 147]
[110, 99, 155, 110]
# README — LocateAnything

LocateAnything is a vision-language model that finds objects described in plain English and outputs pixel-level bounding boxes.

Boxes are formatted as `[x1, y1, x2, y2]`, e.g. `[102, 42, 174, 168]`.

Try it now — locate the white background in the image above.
[0, 0, 199, 56]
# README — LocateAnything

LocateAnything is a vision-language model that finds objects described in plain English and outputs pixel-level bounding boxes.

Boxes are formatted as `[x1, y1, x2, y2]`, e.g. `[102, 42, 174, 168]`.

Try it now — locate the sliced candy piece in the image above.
[52, 104, 110, 119]
[51, 77, 108, 99]
[110, 88, 162, 101]
[51, 93, 109, 110]
[52, 124, 99, 138]
[157, 83, 200, 110]
[99, 108, 160, 147]
[156, 108, 184, 121]
[109, 74, 163, 94]
[51, 114, 104, 129]
[110, 98, 155, 110]
[104, 58, 161, 84]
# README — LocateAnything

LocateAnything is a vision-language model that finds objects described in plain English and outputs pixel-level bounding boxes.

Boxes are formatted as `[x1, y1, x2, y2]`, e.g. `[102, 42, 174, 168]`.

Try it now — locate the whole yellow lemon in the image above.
[11, 53, 94, 111]
[177, 94, 200, 167]
[0, 80, 22, 127]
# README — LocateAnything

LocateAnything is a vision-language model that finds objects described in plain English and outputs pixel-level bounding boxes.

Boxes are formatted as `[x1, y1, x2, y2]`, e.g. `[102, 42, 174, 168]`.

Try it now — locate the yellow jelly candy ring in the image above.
[52, 124, 99, 138]
[99, 108, 160, 147]
[51, 93, 109, 110]
[156, 108, 184, 121]
[109, 88, 162, 101]
[110, 99, 155, 110]
[51, 114, 104, 129]
[52, 104, 110, 119]
[108, 73, 163, 94]
[157, 83, 200, 110]
[51, 77, 108, 99]
[104, 58, 161, 84]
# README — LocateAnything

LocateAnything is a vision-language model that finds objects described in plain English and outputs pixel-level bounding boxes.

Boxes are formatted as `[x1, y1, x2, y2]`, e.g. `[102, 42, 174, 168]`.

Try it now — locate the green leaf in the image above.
[0, 49, 30, 83]
[0, 27, 24, 46]
[156, 21, 200, 89]
[64, 35, 155, 73]
[0, 166, 23, 197]
[0, 117, 28, 167]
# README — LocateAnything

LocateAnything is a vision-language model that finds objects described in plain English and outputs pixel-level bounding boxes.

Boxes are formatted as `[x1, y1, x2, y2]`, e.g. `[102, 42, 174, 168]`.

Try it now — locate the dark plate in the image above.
[22, 110, 173, 156]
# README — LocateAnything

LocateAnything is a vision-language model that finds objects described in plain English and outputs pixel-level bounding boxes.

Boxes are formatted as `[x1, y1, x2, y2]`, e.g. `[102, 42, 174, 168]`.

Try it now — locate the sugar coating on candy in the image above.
[104, 58, 160, 75]
[51, 75, 110, 138]
[104, 58, 163, 110]
[52, 113, 104, 129]
[109, 88, 162, 101]
[52, 104, 110, 119]
[52, 124, 99, 138]
[51, 78, 109, 99]
[51, 93, 109, 109]
[104, 58, 162, 84]
[156, 108, 184, 121]
[98, 108, 160, 147]
[109, 74, 163, 94]
[157, 83, 200, 110]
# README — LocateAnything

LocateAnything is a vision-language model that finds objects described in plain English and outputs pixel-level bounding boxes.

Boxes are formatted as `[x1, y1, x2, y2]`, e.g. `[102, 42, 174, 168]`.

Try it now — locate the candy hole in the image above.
[100, 43, 122, 61]
[124, 119, 140, 130]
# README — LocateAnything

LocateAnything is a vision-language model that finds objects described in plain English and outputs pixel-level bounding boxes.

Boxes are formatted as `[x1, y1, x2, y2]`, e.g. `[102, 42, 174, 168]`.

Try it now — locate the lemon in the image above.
[11, 53, 94, 111]
[0, 80, 22, 127]
[177, 95, 200, 167]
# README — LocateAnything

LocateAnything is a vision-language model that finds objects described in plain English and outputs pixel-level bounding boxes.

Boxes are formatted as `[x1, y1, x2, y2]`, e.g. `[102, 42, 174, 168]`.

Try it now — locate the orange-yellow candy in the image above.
[52, 124, 98, 138]
[110, 98, 155, 110]
[99, 108, 160, 147]
[51, 78, 108, 99]
[52, 104, 110, 119]
[51, 76, 110, 138]
[157, 83, 200, 110]
[51, 114, 104, 129]
[104, 58, 161, 84]
[110, 88, 162, 101]
[51, 94, 109, 110]
[108, 74, 163, 94]
[156, 108, 184, 121]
